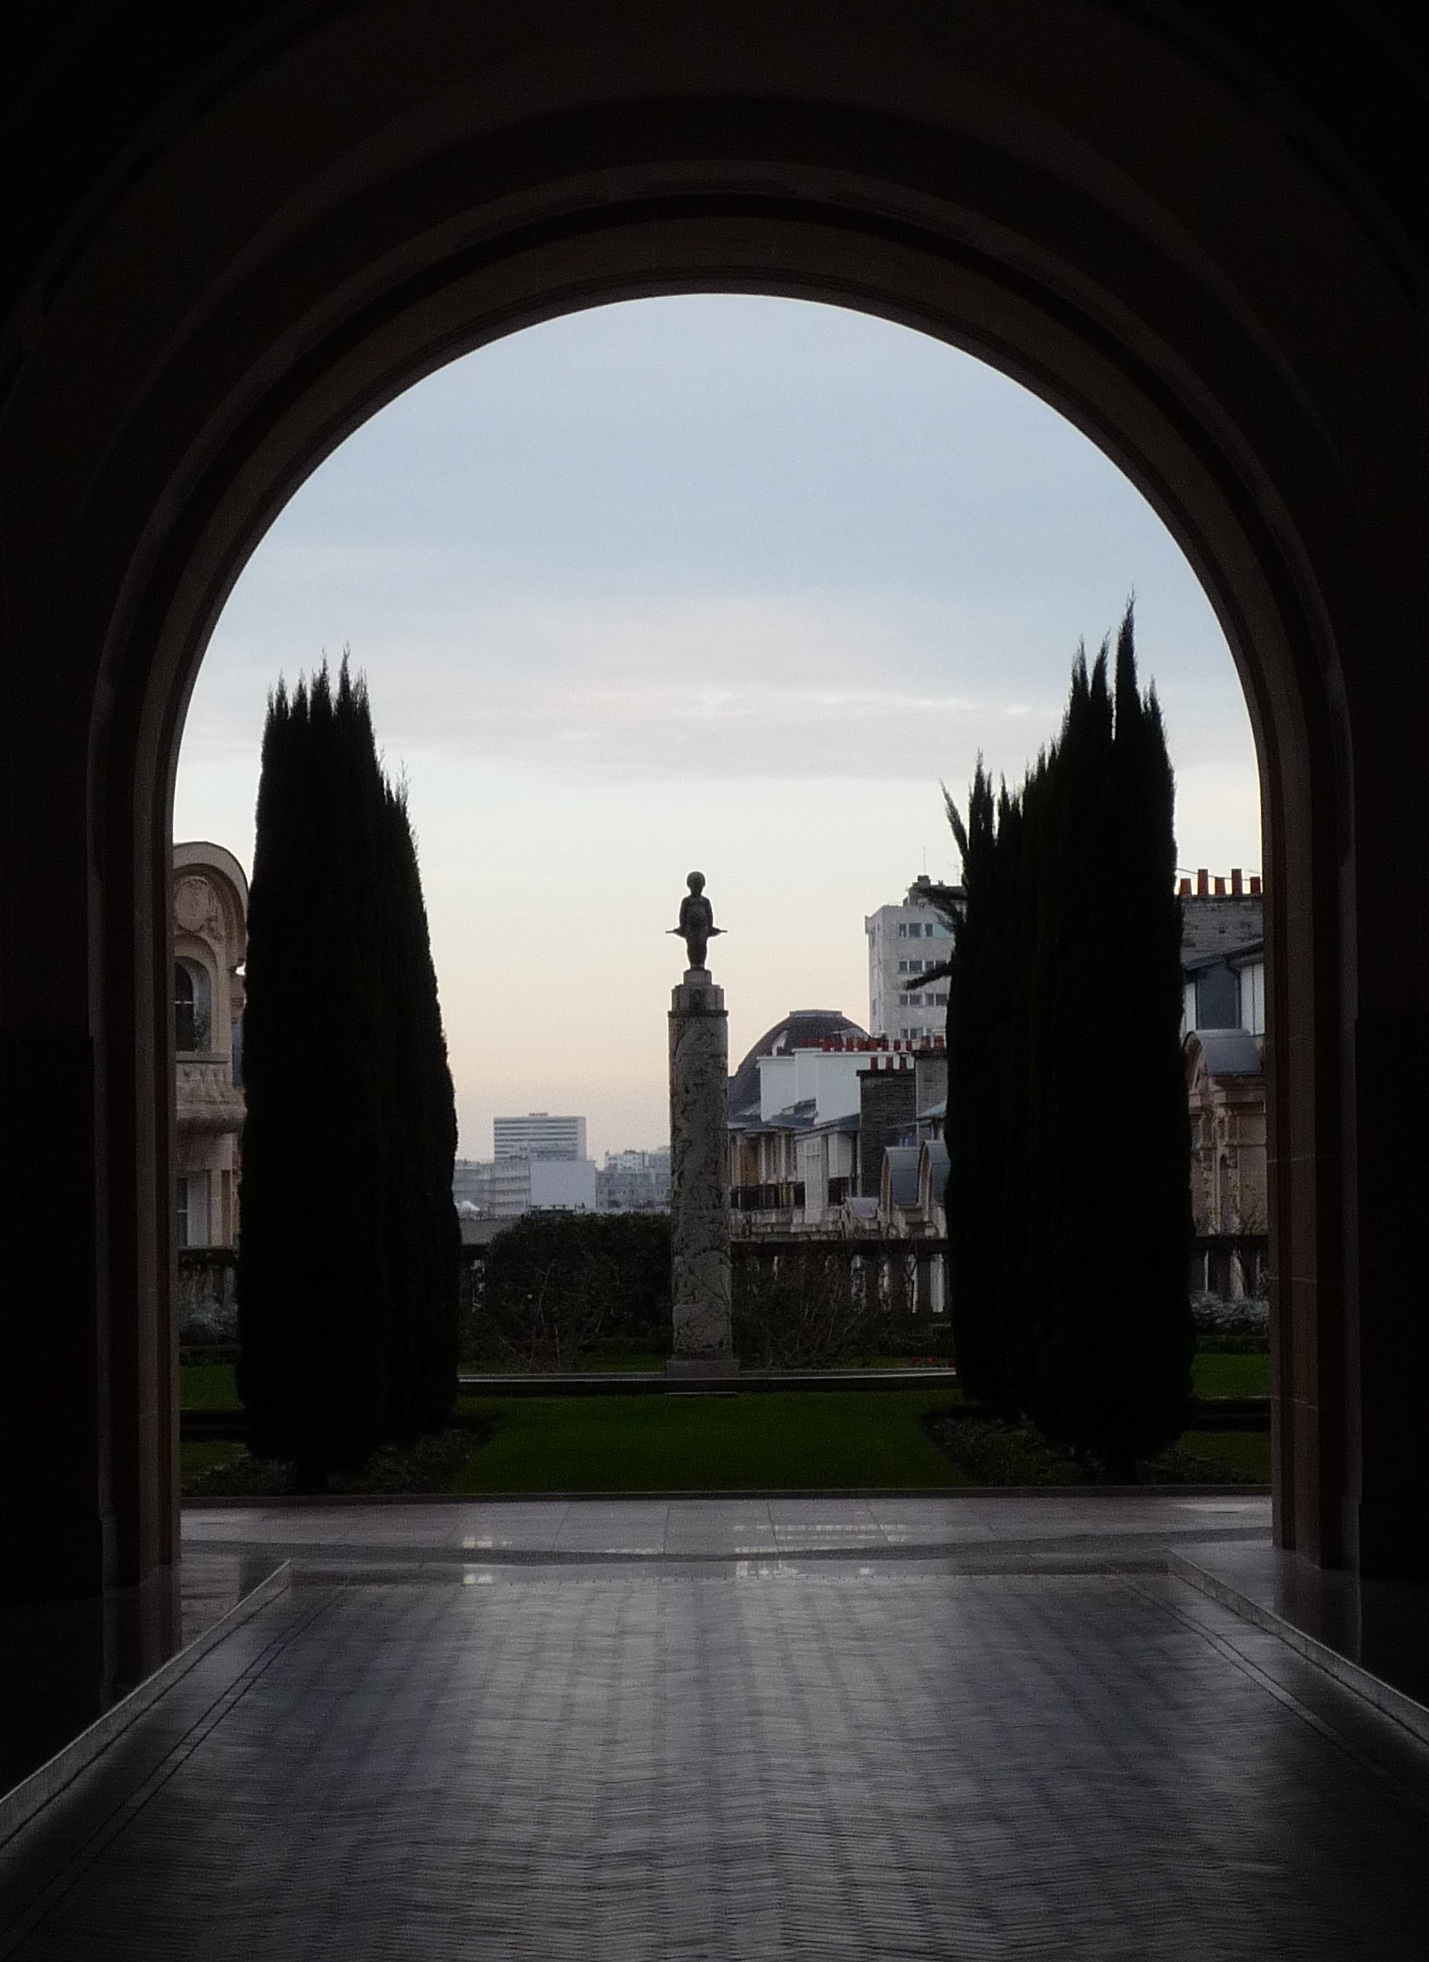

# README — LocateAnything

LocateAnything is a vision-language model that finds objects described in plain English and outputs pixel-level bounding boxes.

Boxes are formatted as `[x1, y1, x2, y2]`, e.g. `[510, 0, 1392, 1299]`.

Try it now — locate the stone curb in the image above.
[1168, 1548, 1429, 1750]
[0, 1562, 291, 1849]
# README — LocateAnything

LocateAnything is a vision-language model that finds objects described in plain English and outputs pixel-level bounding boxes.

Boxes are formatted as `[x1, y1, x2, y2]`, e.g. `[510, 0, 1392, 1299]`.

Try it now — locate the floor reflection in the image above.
[0, 1551, 281, 1793]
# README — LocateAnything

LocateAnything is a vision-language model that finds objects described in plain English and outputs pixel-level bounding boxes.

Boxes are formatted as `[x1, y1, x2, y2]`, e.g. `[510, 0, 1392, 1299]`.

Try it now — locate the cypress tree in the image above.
[376, 777, 460, 1442]
[1023, 646, 1120, 1454]
[941, 765, 1019, 1412]
[1027, 609, 1194, 1471]
[237, 666, 388, 1480]
[237, 660, 459, 1480]
[995, 759, 1044, 1417]
[942, 605, 1193, 1471]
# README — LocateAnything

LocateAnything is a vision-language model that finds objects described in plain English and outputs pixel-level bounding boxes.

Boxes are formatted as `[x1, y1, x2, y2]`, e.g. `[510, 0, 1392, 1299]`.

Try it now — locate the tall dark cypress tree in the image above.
[237, 666, 388, 1480]
[376, 778, 460, 1443]
[942, 605, 1193, 1471]
[1028, 609, 1194, 1470]
[237, 660, 459, 1480]
[941, 765, 1019, 1412]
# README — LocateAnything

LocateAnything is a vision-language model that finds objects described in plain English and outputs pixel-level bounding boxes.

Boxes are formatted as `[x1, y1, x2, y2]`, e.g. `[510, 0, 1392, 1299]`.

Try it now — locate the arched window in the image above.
[174, 959, 211, 1052]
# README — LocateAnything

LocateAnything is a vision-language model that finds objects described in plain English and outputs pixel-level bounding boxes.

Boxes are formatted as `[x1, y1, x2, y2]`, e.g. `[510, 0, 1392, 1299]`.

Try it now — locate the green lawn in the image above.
[449, 1390, 969, 1492]
[181, 1362, 240, 1409]
[180, 1439, 246, 1480]
[1176, 1429, 1271, 1481]
[1191, 1352, 1270, 1399]
[446, 1396, 1269, 1493]
[178, 1363, 1270, 1492]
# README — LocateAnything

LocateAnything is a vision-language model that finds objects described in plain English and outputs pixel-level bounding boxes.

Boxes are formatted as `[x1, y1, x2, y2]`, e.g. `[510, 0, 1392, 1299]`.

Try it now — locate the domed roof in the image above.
[728, 1008, 869, 1120]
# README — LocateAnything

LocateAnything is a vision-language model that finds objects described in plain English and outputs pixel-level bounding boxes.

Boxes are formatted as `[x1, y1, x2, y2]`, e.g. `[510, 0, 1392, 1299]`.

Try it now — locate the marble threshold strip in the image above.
[1169, 1547, 1429, 1751]
[0, 1563, 291, 1849]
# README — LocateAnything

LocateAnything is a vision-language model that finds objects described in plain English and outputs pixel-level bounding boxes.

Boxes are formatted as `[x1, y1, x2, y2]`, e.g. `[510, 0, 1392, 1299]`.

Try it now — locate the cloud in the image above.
[202, 589, 1104, 784]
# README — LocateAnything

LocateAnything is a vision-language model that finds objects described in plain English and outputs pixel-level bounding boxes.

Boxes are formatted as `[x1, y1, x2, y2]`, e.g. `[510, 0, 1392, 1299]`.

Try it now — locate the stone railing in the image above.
[179, 1245, 238, 1345]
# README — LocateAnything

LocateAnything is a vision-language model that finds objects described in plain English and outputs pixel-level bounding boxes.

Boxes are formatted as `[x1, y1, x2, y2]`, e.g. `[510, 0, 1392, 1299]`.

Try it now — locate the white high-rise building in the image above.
[864, 875, 961, 1042]
[492, 1112, 586, 1160]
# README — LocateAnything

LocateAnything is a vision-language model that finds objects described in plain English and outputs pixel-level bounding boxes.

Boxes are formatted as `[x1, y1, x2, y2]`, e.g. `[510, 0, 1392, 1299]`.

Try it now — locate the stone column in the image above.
[668, 968, 735, 1377]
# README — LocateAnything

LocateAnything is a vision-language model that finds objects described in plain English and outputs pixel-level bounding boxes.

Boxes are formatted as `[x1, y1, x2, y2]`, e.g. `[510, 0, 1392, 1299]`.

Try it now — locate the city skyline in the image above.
[173, 294, 1261, 1159]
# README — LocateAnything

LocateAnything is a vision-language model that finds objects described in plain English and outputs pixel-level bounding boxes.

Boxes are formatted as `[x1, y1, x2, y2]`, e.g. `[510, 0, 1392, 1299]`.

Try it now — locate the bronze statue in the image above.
[669, 871, 724, 970]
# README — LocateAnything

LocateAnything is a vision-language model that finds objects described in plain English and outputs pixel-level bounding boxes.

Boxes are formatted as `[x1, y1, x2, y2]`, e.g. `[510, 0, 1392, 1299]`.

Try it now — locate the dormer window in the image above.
[174, 960, 211, 1053]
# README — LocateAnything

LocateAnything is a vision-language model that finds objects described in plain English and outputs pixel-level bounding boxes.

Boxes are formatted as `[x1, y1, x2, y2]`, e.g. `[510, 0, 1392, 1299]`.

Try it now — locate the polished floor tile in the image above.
[3, 1544, 1428, 1958]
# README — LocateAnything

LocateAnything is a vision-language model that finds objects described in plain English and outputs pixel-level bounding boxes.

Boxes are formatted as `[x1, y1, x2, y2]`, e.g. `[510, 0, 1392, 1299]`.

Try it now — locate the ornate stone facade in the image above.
[173, 843, 247, 1247]
[1186, 1027, 1267, 1297]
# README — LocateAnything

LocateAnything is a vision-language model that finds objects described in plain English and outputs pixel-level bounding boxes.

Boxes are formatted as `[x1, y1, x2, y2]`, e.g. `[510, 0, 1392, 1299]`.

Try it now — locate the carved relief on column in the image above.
[668, 968, 734, 1369]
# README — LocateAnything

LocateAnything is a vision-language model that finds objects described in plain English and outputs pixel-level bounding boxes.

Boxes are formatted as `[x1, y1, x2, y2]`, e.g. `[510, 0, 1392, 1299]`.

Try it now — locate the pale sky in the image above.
[174, 294, 1261, 1161]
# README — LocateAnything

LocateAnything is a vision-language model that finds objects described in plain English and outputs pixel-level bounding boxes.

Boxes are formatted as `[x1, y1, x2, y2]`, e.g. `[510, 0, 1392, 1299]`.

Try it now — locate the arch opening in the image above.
[177, 291, 1262, 1177]
[11, 25, 1403, 1599]
[129, 226, 1342, 1583]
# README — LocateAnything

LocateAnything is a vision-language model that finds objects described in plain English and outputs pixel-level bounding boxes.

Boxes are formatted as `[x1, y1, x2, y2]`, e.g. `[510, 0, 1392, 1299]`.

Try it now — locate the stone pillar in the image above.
[668, 968, 735, 1377]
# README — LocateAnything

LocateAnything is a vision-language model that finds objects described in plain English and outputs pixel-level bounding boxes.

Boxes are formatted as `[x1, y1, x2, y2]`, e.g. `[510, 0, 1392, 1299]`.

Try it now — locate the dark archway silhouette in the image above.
[3, 2, 1424, 1597]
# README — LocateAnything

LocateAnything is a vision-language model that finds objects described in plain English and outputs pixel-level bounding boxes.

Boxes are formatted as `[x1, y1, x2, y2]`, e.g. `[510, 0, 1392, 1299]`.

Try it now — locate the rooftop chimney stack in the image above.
[1197, 868, 1209, 896]
[1231, 868, 1243, 896]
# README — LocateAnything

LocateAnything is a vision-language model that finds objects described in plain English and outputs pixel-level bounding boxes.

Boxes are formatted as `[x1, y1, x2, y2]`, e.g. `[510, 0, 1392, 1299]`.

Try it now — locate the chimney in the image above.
[1178, 876, 1191, 897]
[1196, 868, 1209, 896]
[1230, 868, 1243, 896]
[1214, 876, 1226, 896]
[1250, 875, 1262, 896]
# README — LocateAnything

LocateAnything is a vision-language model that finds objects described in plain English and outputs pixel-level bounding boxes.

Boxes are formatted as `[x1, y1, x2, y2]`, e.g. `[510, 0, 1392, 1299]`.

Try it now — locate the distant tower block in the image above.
[665, 873, 735, 1377]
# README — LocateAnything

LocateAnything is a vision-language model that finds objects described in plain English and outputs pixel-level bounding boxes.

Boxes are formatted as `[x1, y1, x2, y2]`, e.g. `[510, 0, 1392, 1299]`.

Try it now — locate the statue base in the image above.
[672, 967, 723, 1013]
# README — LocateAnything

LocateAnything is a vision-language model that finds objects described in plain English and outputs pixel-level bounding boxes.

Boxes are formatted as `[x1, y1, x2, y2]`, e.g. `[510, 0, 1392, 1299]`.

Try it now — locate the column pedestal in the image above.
[667, 968, 736, 1378]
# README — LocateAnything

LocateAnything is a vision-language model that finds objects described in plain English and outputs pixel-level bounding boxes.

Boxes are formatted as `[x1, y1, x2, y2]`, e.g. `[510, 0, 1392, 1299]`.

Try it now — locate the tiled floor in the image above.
[4, 1497, 1429, 1959]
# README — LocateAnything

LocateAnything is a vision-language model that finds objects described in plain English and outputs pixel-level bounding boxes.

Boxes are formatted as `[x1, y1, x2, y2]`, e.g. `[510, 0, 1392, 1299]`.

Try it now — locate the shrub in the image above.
[472, 1213, 671, 1369]
[1191, 1293, 1269, 1350]
[732, 1245, 914, 1368]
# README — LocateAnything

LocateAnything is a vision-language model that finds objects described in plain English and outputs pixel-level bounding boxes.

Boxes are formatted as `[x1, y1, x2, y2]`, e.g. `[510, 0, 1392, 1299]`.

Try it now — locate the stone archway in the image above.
[3, 2, 1424, 1597]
